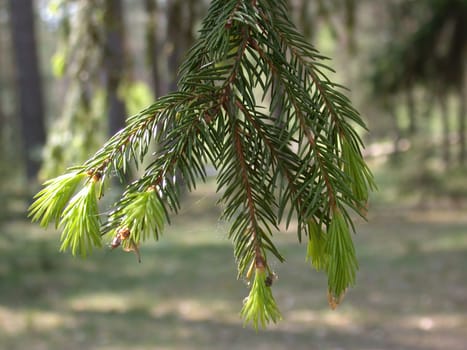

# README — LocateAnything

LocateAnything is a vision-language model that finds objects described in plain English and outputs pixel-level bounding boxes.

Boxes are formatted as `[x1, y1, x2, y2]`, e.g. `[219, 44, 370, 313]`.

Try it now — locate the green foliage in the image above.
[326, 209, 358, 299]
[306, 218, 328, 271]
[341, 137, 377, 204]
[107, 187, 165, 244]
[59, 179, 102, 257]
[240, 268, 282, 330]
[29, 171, 86, 228]
[30, 0, 375, 327]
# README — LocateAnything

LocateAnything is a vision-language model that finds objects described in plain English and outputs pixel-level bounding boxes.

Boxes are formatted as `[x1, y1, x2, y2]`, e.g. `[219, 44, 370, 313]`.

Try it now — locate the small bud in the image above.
[255, 255, 266, 270]
[117, 227, 131, 240]
[110, 234, 122, 249]
[86, 169, 102, 183]
[265, 272, 277, 287]
[327, 289, 346, 310]
[245, 260, 255, 281]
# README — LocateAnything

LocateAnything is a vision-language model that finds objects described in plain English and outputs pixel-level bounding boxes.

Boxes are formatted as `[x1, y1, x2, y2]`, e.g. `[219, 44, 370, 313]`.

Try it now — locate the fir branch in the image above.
[242, 10, 341, 219]
[258, 0, 374, 214]
[29, 0, 376, 327]
[82, 92, 204, 178]
[218, 105, 284, 277]
[104, 97, 220, 235]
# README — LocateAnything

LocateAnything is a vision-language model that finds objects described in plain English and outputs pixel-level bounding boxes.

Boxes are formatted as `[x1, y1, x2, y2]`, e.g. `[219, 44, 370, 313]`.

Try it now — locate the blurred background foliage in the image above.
[1, 0, 465, 205]
[0, 0, 467, 349]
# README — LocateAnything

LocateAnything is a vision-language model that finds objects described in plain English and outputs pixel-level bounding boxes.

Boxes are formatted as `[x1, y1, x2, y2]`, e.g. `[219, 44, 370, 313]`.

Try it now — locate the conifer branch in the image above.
[82, 92, 203, 178]
[29, 0, 375, 328]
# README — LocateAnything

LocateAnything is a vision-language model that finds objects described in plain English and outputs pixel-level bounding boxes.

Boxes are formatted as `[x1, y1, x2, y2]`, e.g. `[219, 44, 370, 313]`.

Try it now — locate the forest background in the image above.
[0, 0, 466, 349]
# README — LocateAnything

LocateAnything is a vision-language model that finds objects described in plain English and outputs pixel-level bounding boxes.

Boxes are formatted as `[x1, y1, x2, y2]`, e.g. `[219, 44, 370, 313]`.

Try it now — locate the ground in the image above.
[1, 178, 467, 350]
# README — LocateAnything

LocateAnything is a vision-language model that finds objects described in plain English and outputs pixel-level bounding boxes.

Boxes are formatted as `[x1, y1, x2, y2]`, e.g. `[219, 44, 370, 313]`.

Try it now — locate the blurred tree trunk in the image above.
[343, 0, 356, 54]
[185, 1, 196, 54]
[406, 85, 417, 135]
[292, 0, 317, 42]
[166, 0, 184, 93]
[0, 3, 4, 137]
[439, 94, 451, 167]
[459, 71, 466, 166]
[298, 0, 319, 42]
[314, 0, 356, 54]
[165, 0, 197, 192]
[387, 96, 403, 160]
[104, 0, 127, 135]
[166, 0, 197, 90]
[8, 0, 46, 179]
[0, 20, 4, 141]
[145, 0, 163, 98]
[0, 49, 4, 144]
